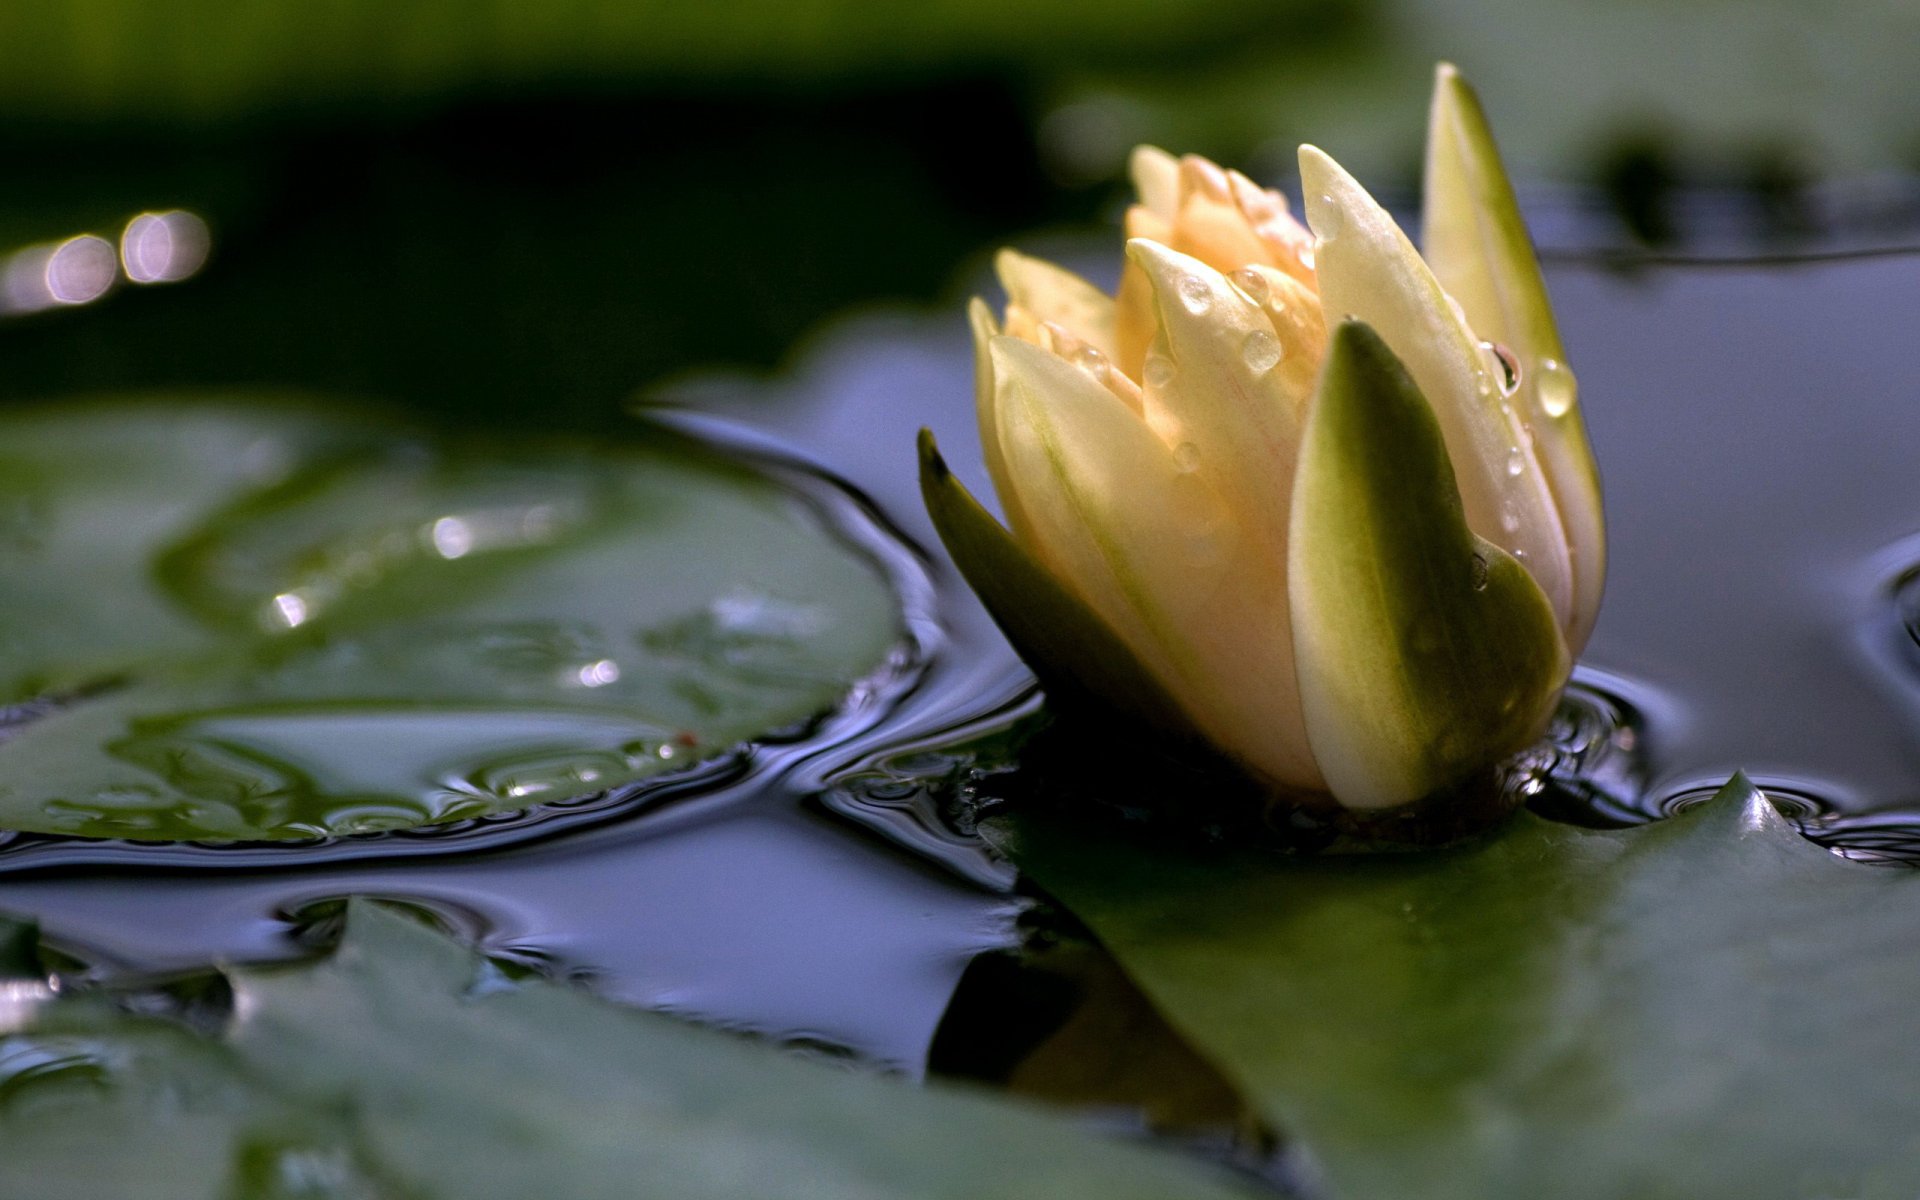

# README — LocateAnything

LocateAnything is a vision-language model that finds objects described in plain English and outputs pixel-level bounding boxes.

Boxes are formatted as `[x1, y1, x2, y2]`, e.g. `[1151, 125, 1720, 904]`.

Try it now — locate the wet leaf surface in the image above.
[995, 777, 1920, 1199]
[0, 400, 903, 841]
[0, 900, 1268, 1200]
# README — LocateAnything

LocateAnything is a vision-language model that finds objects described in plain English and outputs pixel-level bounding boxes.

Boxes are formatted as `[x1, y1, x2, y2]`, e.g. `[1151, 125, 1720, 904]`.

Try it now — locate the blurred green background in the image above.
[0, 0, 1914, 428]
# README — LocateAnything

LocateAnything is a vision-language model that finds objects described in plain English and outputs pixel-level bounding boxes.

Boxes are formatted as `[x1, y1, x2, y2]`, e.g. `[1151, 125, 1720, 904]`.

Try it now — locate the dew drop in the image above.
[1469, 553, 1490, 591]
[1228, 267, 1270, 306]
[1481, 340, 1522, 396]
[1174, 441, 1201, 471]
[1073, 344, 1110, 382]
[1144, 353, 1177, 390]
[1314, 197, 1344, 238]
[1500, 506, 1522, 535]
[1506, 447, 1526, 477]
[1241, 329, 1283, 376]
[1176, 274, 1213, 315]
[1536, 357, 1576, 417]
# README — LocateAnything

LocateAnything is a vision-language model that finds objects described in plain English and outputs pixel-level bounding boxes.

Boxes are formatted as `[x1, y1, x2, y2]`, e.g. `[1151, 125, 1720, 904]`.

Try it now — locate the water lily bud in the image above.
[920, 65, 1602, 831]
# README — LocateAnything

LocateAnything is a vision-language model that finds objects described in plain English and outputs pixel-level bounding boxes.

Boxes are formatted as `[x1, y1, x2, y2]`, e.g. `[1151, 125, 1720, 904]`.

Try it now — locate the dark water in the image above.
[6, 212, 1920, 1186]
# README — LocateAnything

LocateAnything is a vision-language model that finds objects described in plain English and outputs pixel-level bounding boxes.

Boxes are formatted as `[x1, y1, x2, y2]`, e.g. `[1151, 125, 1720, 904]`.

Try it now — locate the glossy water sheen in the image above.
[0, 404, 906, 843]
[8, 220, 1920, 1170]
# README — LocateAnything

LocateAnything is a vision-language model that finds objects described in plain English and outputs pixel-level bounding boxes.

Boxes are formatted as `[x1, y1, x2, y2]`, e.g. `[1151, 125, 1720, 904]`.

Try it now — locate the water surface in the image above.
[6, 217, 1920, 1178]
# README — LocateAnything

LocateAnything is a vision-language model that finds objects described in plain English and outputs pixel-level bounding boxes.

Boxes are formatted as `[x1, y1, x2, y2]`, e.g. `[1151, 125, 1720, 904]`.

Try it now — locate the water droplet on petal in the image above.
[1241, 329, 1283, 375]
[1144, 353, 1177, 390]
[1073, 344, 1110, 382]
[1228, 267, 1270, 306]
[1176, 274, 1213, 315]
[1506, 447, 1526, 477]
[1500, 506, 1522, 535]
[1536, 357, 1577, 417]
[1314, 197, 1344, 238]
[1481, 340, 1522, 396]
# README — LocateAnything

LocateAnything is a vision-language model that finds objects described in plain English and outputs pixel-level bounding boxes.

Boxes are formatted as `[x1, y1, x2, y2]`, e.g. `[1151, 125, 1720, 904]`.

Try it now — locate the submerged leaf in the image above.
[0, 901, 1267, 1199]
[0, 400, 902, 841]
[996, 776, 1920, 1199]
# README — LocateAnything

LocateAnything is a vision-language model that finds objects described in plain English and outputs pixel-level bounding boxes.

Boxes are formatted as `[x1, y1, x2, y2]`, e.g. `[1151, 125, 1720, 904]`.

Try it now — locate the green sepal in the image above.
[1288, 321, 1570, 814]
[917, 429, 1210, 753]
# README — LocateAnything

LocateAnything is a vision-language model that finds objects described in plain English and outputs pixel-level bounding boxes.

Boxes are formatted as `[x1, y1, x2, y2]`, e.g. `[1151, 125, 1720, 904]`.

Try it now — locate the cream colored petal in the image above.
[1299, 144, 1576, 633]
[1219, 263, 1326, 413]
[968, 297, 1036, 544]
[1129, 145, 1181, 220]
[1001, 303, 1041, 344]
[995, 248, 1118, 361]
[919, 429, 1207, 751]
[1424, 63, 1605, 653]
[1113, 206, 1168, 381]
[1124, 240, 1321, 788]
[1035, 320, 1143, 415]
[990, 334, 1322, 792]
[1125, 240, 1314, 539]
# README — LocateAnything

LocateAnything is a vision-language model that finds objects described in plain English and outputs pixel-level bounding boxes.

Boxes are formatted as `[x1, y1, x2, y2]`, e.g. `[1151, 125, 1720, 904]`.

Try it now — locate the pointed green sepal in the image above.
[1424, 63, 1605, 652]
[1288, 322, 1570, 813]
[917, 429, 1209, 750]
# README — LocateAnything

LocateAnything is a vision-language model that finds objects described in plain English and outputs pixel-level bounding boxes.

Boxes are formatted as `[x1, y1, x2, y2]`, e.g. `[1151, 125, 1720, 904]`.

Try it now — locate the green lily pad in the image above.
[0, 900, 1268, 1199]
[995, 777, 1920, 1199]
[0, 398, 903, 841]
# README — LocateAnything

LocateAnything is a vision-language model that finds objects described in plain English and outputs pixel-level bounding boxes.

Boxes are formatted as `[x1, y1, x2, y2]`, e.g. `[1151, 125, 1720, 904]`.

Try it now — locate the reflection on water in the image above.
[0, 405, 908, 843]
[1, 210, 209, 315]
[120, 211, 210, 285]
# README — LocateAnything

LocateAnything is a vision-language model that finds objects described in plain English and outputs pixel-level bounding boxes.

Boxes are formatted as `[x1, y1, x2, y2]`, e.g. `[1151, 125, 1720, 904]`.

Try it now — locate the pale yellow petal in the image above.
[1113, 205, 1168, 381]
[968, 297, 1033, 543]
[1299, 144, 1576, 632]
[990, 334, 1322, 791]
[1129, 144, 1181, 220]
[1125, 240, 1312, 540]
[1125, 240, 1321, 787]
[995, 248, 1118, 361]
[1035, 320, 1143, 415]
[1424, 63, 1604, 653]
[1221, 263, 1326, 410]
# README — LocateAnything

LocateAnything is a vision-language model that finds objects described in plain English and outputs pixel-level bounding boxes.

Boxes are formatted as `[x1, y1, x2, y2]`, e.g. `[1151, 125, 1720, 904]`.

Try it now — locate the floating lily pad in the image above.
[996, 778, 1920, 1199]
[0, 399, 904, 841]
[0, 900, 1267, 1200]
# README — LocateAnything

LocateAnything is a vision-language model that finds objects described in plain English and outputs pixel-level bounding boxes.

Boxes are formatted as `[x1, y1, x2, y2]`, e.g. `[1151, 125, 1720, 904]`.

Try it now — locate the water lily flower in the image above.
[918, 65, 1605, 826]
